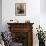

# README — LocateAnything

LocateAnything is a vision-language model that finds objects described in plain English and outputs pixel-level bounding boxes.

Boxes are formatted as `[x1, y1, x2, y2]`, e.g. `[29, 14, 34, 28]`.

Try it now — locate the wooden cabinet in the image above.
[7, 23, 34, 46]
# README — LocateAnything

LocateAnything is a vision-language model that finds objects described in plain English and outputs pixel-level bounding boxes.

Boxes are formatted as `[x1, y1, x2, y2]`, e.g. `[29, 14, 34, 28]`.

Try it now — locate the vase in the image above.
[39, 40, 45, 46]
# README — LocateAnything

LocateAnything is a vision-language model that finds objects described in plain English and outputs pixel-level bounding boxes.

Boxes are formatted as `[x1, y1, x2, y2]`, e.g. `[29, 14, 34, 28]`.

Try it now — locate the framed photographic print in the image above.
[15, 3, 26, 16]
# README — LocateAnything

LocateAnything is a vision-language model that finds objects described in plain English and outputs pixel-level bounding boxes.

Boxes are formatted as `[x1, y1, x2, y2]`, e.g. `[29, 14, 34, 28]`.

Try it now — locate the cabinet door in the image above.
[11, 32, 28, 46]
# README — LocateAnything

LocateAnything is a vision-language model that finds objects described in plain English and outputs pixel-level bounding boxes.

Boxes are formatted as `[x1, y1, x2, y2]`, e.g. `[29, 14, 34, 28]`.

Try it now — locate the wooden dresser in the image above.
[7, 23, 34, 46]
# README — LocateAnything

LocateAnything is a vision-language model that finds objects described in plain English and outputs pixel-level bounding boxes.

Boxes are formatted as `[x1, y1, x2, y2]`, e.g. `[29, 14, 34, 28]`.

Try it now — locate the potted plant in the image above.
[36, 25, 45, 46]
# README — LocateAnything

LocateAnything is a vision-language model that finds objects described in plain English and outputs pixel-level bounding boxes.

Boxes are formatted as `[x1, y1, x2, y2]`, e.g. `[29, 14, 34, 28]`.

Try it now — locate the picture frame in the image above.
[15, 3, 26, 16]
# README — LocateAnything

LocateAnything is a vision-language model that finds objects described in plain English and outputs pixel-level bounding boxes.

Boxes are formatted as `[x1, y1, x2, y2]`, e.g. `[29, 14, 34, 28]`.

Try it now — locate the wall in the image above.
[0, 0, 2, 32]
[2, 0, 46, 46]
[2, 0, 40, 30]
[40, 0, 46, 32]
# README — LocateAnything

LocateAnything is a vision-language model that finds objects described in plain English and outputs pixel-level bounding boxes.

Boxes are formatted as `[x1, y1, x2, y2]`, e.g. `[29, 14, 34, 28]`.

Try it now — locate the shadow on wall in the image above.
[0, 0, 2, 32]
[40, 0, 46, 14]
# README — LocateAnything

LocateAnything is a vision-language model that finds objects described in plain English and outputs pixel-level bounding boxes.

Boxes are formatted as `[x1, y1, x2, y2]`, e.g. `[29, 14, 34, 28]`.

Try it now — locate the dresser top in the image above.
[7, 23, 34, 25]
